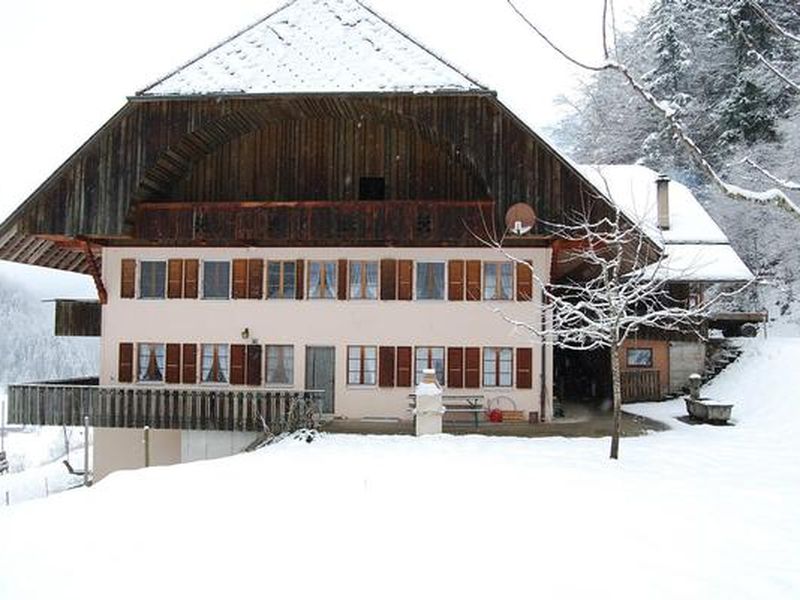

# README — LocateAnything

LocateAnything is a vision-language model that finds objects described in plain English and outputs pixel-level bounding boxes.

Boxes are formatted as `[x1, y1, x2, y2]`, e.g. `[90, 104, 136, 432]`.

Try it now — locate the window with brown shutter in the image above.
[516, 260, 534, 301]
[230, 344, 246, 385]
[516, 347, 533, 389]
[248, 259, 264, 299]
[295, 260, 305, 300]
[232, 260, 248, 299]
[398, 260, 413, 301]
[447, 347, 464, 388]
[167, 260, 184, 299]
[118, 342, 133, 383]
[464, 347, 480, 388]
[246, 345, 262, 386]
[338, 259, 349, 300]
[183, 259, 199, 299]
[466, 260, 481, 301]
[396, 346, 412, 387]
[120, 260, 136, 299]
[379, 346, 395, 387]
[380, 259, 397, 300]
[448, 261, 464, 301]
[182, 344, 197, 384]
[166, 343, 181, 383]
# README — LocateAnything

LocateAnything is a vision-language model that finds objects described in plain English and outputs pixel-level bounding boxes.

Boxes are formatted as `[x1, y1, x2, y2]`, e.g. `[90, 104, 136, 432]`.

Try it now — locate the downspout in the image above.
[539, 276, 547, 422]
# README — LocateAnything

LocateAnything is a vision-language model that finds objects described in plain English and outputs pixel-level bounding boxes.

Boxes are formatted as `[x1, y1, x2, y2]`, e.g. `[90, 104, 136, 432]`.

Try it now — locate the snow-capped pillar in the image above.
[656, 174, 671, 230]
[414, 369, 444, 436]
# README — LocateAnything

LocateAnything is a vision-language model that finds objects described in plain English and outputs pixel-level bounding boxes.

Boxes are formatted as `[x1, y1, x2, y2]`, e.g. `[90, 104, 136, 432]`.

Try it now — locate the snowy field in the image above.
[0, 338, 798, 599]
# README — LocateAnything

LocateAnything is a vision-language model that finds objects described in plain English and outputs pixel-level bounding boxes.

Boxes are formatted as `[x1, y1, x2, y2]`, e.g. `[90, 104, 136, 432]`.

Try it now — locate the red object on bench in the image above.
[488, 409, 503, 423]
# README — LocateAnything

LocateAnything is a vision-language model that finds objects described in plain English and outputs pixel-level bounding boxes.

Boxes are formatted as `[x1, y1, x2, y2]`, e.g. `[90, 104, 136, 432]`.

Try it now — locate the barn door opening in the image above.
[305, 346, 335, 414]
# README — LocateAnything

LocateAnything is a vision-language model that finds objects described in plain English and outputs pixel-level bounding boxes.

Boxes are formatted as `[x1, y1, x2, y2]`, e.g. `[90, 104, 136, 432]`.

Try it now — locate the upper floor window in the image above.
[415, 346, 445, 385]
[267, 261, 296, 299]
[265, 345, 294, 385]
[416, 262, 445, 300]
[203, 261, 230, 299]
[483, 347, 513, 387]
[138, 343, 165, 382]
[348, 346, 377, 385]
[308, 261, 337, 299]
[349, 261, 379, 299]
[139, 261, 166, 299]
[201, 344, 229, 383]
[484, 262, 514, 301]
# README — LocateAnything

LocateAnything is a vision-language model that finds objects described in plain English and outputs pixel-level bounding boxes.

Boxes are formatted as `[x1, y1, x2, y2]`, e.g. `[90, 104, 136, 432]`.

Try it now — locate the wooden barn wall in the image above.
[8, 95, 606, 241]
[171, 119, 487, 202]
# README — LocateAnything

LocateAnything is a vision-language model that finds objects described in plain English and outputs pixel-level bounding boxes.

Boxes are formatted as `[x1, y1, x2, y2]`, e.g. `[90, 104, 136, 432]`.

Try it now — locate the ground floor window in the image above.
[626, 348, 654, 368]
[415, 346, 445, 384]
[138, 343, 165, 382]
[201, 344, 230, 383]
[265, 345, 294, 385]
[348, 346, 377, 385]
[483, 347, 513, 387]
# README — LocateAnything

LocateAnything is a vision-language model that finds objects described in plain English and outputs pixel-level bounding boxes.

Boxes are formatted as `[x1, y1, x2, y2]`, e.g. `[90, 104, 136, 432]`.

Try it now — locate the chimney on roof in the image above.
[656, 174, 670, 230]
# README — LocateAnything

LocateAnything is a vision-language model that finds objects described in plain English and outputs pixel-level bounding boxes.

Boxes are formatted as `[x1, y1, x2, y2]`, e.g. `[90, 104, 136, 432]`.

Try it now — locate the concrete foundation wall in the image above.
[93, 427, 181, 482]
[181, 431, 260, 463]
[669, 341, 706, 393]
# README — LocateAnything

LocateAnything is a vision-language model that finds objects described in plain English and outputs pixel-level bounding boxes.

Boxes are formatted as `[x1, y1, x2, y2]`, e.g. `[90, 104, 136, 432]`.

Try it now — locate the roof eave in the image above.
[128, 89, 497, 102]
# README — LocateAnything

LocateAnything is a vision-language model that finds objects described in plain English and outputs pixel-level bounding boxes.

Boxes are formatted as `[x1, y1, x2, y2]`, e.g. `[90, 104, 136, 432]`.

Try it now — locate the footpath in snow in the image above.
[0, 338, 798, 599]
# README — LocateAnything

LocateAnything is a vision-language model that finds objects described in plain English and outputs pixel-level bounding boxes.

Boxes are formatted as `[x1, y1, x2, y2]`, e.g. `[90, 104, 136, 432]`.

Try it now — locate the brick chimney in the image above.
[656, 174, 670, 230]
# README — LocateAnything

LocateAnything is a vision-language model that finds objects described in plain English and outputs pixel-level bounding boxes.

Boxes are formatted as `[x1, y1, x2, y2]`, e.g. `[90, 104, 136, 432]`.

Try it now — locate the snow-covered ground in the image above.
[0, 338, 798, 599]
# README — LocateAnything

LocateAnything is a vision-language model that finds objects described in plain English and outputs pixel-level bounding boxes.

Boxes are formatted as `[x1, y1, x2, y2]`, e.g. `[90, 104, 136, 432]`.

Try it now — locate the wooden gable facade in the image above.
[0, 92, 618, 275]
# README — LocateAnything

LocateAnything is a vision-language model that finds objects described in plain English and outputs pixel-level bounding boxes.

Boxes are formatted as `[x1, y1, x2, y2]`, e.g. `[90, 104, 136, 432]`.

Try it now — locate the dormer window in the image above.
[359, 177, 385, 200]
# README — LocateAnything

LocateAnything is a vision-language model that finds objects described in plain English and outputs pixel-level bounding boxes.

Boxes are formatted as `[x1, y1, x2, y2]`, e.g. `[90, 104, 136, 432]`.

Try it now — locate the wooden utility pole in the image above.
[143, 426, 151, 467]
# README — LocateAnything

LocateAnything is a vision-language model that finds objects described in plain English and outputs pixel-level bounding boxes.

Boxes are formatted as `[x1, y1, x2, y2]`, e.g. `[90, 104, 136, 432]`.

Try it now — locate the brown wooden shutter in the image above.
[398, 260, 413, 300]
[464, 347, 480, 388]
[380, 259, 397, 300]
[167, 259, 184, 299]
[232, 259, 247, 299]
[379, 346, 396, 387]
[466, 260, 482, 301]
[120, 259, 136, 299]
[516, 260, 533, 301]
[448, 260, 465, 301]
[447, 347, 464, 388]
[247, 259, 264, 299]
[396, 346, 412, 387]
[165, 343, 181, 383]
[230, 344, 246, 385]
[246, 345, 262, 386]
[183, 259, 199, 299]
[295, 260, 305, 300]
[338, 259, 349, 300]
[182, 344, 197, 384]
[118, 342, 133, 383]
[517, 347, 533, 389]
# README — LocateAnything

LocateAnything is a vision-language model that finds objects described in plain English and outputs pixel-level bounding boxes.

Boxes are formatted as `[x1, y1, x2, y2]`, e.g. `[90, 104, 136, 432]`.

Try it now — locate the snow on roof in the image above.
[577, 164, 754, 283]
[138, 0, 487, 97]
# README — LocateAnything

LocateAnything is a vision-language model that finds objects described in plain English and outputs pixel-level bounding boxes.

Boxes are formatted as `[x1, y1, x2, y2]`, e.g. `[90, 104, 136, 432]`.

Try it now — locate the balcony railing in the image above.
[6, 382, 322, 432]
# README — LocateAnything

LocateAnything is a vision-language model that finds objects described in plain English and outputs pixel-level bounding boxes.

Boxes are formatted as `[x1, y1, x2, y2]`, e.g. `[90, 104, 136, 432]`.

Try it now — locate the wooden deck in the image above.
[6, 383, 321, 432]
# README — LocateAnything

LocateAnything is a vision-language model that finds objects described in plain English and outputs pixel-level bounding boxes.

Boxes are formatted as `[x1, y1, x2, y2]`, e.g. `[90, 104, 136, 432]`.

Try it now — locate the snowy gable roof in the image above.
[577, 164, 753, 283]
[138, 0, 487, 97]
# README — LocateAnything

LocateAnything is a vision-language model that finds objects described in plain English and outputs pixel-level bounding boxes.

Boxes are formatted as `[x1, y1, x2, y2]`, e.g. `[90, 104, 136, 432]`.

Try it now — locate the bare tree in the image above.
[480, 198, 750, 459]
[506, 0, 800, 218]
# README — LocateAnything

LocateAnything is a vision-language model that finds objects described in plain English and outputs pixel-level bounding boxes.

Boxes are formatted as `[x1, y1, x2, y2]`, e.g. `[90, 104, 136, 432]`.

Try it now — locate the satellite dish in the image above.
[505, 203, 536, 235]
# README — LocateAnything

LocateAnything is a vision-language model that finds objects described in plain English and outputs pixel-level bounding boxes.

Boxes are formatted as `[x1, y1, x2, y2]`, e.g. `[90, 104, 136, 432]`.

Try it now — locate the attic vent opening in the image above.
[359, 177, 386, 200]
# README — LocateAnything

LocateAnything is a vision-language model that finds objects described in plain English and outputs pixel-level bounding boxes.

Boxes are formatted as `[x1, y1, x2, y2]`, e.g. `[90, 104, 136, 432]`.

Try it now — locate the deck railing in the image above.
[620, 370, 661, 403]
[6, 383, 322, 432]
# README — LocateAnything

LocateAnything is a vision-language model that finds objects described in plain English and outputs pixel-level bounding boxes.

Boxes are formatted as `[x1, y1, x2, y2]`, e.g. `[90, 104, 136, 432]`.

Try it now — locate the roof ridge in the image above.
[136, 0, 300, 96]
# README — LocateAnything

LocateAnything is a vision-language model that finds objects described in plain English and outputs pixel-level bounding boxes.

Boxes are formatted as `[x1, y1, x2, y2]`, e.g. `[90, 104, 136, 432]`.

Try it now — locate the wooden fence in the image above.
[620, 370, 662, 403]
[6, 384, 322, 432]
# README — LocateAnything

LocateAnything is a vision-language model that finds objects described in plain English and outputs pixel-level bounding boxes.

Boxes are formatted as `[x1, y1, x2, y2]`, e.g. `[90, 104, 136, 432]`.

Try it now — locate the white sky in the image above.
[0, 0, 651, 299]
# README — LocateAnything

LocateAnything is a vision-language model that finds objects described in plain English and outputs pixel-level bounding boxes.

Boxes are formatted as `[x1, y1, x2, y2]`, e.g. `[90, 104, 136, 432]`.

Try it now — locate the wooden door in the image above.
[305, 346, 335, 414]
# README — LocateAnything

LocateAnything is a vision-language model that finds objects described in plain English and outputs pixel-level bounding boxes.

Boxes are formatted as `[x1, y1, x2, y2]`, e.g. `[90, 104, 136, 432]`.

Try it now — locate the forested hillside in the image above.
[553, 0, 800, 331]
[0, 275, 98, 384]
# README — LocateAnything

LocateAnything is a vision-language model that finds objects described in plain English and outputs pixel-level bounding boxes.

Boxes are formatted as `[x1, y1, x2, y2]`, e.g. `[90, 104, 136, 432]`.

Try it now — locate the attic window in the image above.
[359, 177, 385, 200]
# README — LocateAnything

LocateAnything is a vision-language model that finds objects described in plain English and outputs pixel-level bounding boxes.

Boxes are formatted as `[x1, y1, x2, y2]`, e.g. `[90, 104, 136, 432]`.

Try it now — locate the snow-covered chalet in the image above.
[2, 0, 753, 478]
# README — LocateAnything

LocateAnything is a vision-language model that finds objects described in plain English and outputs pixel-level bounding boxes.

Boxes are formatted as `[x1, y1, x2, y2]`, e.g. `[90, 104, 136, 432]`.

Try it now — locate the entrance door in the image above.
[305, 346, 335, 414]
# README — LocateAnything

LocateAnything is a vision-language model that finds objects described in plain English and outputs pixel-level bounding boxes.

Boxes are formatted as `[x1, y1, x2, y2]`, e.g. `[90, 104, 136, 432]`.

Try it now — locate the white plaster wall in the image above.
[100, 246, 553, 422]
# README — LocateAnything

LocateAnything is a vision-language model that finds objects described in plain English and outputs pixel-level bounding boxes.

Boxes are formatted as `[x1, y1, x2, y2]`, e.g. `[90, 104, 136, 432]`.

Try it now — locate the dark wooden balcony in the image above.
[6, 380, 322, 432]
[54, 299, 101, 336]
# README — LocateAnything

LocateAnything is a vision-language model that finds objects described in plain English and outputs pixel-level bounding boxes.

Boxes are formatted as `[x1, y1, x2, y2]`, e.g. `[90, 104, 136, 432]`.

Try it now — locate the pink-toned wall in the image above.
[100, 247, 553, 422]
